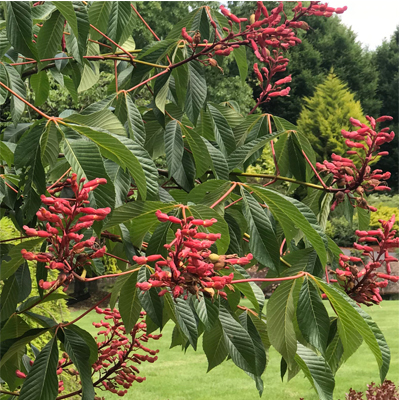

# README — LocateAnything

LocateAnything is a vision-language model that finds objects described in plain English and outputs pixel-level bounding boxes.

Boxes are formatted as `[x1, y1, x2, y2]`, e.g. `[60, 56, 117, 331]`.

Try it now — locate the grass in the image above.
[70, 300, 399, 400]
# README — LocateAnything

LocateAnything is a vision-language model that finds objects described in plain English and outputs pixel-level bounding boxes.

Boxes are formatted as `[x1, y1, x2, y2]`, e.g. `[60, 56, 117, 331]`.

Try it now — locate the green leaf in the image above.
[65, 110, 126, 136]
[40, 122, 60, 168]
[119, 271, 141, 333]
[187, 204, 229, 254]
[88, 1, 112, 40]
[154, 71, 171, 114]
[53, 2, 78, 40]
[146, 213, 177, 259]
[232, 45, 248, 85]
[0, 238, 44, 280]
[114, 93, 146, 145]
[185, 60, 207, 125]
[64, 124, 148, 199]
[192, 296, 219, 331]
[6, 2, 37, 60]
[0, 63, 9, 105]
[314, 279, 384, 374]
[207, 104, 236, 157]
[203, 320, 228, 371]
[63, 329, 95, 400]
[103, 201, 175, 247]
[0, 141, 14, 167]
[219, 303, 257, 375]
[30, 71, 50, 107]
[107, 2, 132, 46]
[164, 120, 184, 177]
[137, 266, 163, 327]
[249, 185, 328, 267]
[357, 207, 371, 231]
[174, 297, 198, 350]
[295, 343, 335, 400]
[267, 278, 302, 368]
[19, 337, 59, 400]
[330, 287, 390, 382]
[297, 277, 330, 356]
[0, 315, 30, 343]
[181, 125, 212, 178]
[0, 275, 18, 322]
[63, 134, 115, 210]
[228, 131, 286, 171]
[37, 10, 64, 64]
[202, 138, 230, 180]
[240, 187, 280, 271]
[6, 65, 26, 126]
[65, 325, 98, 366]
[0, 30, 11, 59]
[245, 313, 267, 378]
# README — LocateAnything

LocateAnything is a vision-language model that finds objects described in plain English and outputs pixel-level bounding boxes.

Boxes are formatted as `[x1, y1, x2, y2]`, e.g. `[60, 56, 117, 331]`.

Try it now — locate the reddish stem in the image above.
[47, 167, 71, 191]
[301, 150, 328, 189]
[125, 69, 170, 93]
[60, 293, 111, 327]
[210, 182, 237, 208]
[104, 251, 130, 264]
[231, 272, 306, 284]
[84, 267, 140, 282]
[0, 81, 56, 120]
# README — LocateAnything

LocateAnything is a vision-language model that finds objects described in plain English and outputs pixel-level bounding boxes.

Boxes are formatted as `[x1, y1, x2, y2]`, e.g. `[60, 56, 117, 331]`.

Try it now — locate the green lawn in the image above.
[70, 301, 398, 400]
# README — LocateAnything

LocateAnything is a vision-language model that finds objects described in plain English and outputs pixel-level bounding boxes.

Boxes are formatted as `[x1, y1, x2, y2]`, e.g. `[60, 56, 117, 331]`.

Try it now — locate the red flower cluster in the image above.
[93, 307, 160, 397]
[180, 2, 345, 106]
[21, 174, 111, 291]
[330, 215, 399, 305]
[316, 115, 395, 211]
[135, 210, 253, 300]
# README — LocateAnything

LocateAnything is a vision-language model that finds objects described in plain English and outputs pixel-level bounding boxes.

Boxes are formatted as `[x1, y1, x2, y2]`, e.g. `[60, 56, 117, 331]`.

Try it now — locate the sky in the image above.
[316, 0, 399, 49]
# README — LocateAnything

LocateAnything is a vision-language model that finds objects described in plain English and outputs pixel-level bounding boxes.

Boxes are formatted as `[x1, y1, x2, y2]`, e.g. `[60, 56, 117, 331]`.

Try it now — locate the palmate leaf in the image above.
[324, 285, 391, 382]
[114, 93, 146, 145]
[137, 266, 163, 328]
[207, 104, 236, 157]
[6, 2, 37, 60]
[164, 119, 185, 178]
[65, 110, 126, 136]
[37, 10, 64, 64]
[30, 71, 50, 107]
[119, 271, 141, 333]
[232, 45, 248, 84]
[63, 133, 115, 210]
[314, 279, 385, 378]
[203, 320, 228, 371]
[249, 185, 328, 267]
[63, 329, 95, 400]
[295, 343, 335, 400]
[240, 187, 280, 272]
[64, 124, 148, 199]
[192, 296, 219, 332]
[185, 60, 207, 125]
[0, 275, 19, 322]
[267, 278, 303, 368]
[202, 138, 230, 180]
[6, 65, 26, 126]
[107, 2, 132, 46]
[174, 297, 198, 350]
[40, 122, 60, 168]
[88, 1, 112, 40]
[19, 337, 59, 400]
[219, 303, 257, 375]
[181, 125, 212, 178]
[297, 277, 330, 356]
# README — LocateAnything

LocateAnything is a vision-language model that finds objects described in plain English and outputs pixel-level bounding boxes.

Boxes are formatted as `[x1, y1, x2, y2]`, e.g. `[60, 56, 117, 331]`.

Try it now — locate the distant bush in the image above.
[325, 217, 357, 247]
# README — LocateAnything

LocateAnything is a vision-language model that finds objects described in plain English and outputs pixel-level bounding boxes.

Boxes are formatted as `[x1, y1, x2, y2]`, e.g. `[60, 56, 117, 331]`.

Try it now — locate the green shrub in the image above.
[325, 217, 357, 247]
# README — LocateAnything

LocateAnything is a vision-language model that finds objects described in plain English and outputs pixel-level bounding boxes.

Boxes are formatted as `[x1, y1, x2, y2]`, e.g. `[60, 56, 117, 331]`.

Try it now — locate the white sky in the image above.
[313, 0, 399, 49]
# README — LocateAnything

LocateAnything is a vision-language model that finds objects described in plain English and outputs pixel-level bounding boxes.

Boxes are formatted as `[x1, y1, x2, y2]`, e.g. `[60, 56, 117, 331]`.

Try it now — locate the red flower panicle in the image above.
[317, 115, 395, 211]
[92, 307, 160, 396]
[135, 210, 253, 300]
[330, 215, 399, 305]
[21, 173, 111, 291]
[180, 2, 345, 106]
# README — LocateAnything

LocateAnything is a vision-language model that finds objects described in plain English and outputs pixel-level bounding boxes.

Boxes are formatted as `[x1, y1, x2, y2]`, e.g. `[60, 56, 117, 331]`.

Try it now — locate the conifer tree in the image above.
[297, 72, 366, 161]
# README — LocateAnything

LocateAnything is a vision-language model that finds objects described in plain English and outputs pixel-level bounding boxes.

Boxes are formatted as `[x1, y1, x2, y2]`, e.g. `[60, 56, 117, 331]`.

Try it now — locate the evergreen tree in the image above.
[373, 28, 399, 191]
[297, 72, 366, 161]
